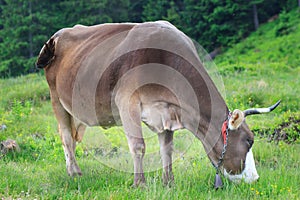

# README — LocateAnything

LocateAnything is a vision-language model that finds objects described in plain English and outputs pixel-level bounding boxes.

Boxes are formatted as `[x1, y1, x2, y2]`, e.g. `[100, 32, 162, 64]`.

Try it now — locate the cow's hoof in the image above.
[163, 173, 174, 187]
[132, 182, 147, 189]
[68, 171, 82, 177]
[163, 180, 174, 188]
[67, 165, 82, 177]
[68, 169, 82, 177]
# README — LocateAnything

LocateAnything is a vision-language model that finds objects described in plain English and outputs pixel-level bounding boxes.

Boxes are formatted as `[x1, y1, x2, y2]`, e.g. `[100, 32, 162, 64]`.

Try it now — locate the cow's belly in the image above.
[59, 95, 118, 128]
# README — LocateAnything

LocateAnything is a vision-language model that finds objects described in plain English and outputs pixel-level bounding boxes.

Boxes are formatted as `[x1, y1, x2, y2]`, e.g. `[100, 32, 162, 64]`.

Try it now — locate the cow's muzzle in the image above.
[223, 148, 259, 183]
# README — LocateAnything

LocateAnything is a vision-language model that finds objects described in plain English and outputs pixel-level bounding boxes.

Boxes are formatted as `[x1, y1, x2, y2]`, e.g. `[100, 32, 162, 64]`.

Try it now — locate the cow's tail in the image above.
[35, 37, 56, 69]
[36, 29, 63, 69]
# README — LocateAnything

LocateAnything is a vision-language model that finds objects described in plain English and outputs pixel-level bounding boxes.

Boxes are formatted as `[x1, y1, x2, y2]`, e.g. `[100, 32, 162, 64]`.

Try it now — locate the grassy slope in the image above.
[215, 9, 300, 131]
[0, 9, 299, 199]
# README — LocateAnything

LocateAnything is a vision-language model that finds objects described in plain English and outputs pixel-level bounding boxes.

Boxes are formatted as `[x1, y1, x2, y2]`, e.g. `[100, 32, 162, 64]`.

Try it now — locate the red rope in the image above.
[221, 120, 228, 145]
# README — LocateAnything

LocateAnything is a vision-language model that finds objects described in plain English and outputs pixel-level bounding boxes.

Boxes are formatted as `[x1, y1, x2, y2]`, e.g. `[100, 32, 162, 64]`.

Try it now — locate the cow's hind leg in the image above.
[59, 123, 82, 176]
[126, 134, 146, 187]
[118, 101, 145, 187]
[51, 97, 83, 176]
[158, 130, 174, 185]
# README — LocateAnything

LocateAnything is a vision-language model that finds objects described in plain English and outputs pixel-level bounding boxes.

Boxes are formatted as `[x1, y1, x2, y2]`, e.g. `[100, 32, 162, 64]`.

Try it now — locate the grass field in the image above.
[0, 9, 299, 200]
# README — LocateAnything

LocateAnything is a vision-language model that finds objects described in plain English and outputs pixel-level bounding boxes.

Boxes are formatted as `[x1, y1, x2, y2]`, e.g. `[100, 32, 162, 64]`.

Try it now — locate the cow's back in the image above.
[46, 21, 206, 126]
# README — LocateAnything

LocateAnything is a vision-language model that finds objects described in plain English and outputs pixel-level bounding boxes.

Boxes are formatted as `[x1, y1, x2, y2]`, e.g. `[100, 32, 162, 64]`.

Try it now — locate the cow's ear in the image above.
[229, 109, 244, 130]
[36, 37, 56, 69]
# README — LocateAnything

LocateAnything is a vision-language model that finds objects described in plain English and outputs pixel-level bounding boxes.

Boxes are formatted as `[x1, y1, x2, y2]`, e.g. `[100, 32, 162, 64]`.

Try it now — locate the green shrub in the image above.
[253, 111, 300, 144]
[275, 10, 296, 37]
[11, 99, 32, 121]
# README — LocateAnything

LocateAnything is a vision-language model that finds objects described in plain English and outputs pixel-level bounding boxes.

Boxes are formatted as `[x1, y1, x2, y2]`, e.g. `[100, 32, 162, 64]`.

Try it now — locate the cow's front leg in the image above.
[158, 130, 174, 185]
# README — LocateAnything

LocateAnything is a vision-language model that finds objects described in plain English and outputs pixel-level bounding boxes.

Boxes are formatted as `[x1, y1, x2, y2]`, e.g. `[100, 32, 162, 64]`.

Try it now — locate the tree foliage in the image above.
[0, 0, 297, 77]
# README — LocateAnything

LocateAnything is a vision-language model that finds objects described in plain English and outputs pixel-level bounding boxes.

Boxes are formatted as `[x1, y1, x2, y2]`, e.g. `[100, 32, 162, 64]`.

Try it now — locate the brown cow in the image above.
[36, 21, 280, 187]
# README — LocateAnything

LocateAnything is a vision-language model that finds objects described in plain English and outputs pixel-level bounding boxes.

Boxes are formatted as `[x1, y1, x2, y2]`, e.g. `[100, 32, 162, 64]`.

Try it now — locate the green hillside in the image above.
[0, 8, 299, 200]
[215, 9, 300, 137]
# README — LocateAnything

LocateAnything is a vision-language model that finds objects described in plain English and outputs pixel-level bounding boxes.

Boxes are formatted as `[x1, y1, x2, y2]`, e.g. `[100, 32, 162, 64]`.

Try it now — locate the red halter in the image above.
[221, 119, 228, 145]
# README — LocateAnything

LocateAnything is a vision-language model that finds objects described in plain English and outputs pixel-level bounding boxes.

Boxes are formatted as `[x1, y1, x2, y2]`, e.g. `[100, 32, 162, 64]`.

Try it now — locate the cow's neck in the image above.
[184, 95, 229, 167]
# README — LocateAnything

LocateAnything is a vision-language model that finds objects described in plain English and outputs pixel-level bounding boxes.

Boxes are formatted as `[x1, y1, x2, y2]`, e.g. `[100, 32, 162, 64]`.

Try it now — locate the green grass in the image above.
[1, 9, 300, 199]
[1, 138, 299, 199]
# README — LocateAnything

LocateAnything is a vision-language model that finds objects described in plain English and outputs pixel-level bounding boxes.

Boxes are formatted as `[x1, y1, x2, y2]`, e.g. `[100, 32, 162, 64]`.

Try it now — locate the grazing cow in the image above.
[36, 21, 280, 187]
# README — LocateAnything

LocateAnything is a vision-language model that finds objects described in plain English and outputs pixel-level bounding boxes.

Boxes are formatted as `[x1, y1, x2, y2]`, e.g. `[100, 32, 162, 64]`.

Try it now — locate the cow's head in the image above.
[219, 100, 280, 184]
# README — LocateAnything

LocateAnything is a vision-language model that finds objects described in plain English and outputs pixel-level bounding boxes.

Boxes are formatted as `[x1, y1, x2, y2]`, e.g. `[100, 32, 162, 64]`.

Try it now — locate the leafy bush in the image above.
[274, 10, 296, 37]
[253, 112, 300, 144]
[11, 99, 32, 121]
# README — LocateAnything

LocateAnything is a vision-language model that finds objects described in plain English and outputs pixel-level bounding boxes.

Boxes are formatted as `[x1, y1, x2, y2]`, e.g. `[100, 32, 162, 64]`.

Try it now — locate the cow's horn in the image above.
[243, 100, 281, 117]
